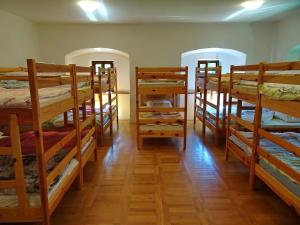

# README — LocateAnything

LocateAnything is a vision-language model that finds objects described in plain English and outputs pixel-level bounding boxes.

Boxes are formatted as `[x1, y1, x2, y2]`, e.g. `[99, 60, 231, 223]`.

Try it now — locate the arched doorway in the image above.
[181, 48, 247, 120]
[65, 48, 130, 120]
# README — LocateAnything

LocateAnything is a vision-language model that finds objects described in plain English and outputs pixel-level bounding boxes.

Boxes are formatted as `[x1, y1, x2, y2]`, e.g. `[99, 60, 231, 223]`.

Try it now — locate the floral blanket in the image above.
[260, 83, 300, 101]
[0, 149, 68, 194]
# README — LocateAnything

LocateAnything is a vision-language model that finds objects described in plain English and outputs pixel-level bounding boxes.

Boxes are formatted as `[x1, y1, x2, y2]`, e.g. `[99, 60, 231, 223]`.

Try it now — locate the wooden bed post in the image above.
[108, 69, 113, 137]
[225, 65, 234, 161]
[27, 59, 50, 225]
[183, 66, 188, 150]
[71, 64, 83, 190]
[249, 62, 264, 190]
[135, 67, 141, 149]
[202, 63, 208, 138]
[215, 66, 222, 145]
[115, 68, 119, 127]
[193, 67, 197, 126]
[10, 114, 28, 214]
[98, 68, 104, 146]
[91, 65, 98, 160]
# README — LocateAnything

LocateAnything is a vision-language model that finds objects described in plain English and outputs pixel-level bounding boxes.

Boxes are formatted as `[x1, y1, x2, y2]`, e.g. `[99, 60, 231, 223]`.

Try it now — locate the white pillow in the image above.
[274, 112, 300, 123]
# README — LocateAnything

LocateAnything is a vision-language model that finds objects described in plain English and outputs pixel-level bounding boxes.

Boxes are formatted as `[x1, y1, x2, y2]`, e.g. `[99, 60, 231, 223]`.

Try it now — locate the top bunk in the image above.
[258, 61, 300, 119]
[0, 59, 93, 125]
[94, 67, 117, 94]
[136, 67, 188, 95]
[195, 60, 230, 92]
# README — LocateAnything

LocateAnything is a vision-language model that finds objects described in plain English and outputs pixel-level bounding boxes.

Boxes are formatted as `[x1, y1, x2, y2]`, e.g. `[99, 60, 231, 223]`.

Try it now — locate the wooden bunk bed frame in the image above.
[94, 67, 119, 146]
[0, 60, 94, 225]
[135, 67, 188, 150]
[249, 61, 300, 214]
[194, 60, 230, 144]
[74, 65, 97, 186]
[225, 64, 261, 167]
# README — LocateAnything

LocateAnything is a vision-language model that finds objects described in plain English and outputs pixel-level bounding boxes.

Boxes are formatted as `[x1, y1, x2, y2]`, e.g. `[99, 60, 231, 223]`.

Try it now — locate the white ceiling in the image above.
[0, 0, 299, 23]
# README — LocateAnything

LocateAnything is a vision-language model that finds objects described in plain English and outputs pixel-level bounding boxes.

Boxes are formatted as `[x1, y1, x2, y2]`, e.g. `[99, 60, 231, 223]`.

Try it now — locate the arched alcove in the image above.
[181, 48, 247, 120]
[65, 48, 130, 120]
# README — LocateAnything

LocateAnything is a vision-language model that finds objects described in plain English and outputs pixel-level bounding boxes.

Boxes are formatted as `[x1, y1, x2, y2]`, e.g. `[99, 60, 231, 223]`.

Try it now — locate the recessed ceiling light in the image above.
[241, 0, 264, 10]
[78, 0, 100, 12]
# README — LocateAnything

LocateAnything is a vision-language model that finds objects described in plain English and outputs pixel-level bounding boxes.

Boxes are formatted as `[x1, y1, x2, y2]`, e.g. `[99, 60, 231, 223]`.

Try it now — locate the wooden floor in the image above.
[20, 121, 300, 225]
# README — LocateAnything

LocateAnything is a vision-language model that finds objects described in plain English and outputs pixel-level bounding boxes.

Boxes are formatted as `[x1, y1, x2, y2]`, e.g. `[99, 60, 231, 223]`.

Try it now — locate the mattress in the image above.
[229, 131, 300, 194]
[0, 71, 65, 77]
[81, 137, 94, 155]
[0, 84, 90, 108]
[139, 123, 183, 132]
[139, 111, 182, 120]
[0, 159, 78, 208]
[0, 85, 71, 108]
[139, 79, 185, 88]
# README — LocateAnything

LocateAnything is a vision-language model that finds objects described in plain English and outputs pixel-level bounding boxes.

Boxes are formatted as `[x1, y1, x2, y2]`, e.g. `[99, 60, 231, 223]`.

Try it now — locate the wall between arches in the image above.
[271, 13, 300, 61]
[38, 22, 274, 121]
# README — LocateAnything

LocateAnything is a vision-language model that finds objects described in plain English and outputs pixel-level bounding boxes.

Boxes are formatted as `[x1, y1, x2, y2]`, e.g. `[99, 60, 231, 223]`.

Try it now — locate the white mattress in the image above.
[0, 159, 78, 208]
[81, 137, 94, 155]
[139, 79, 185, 88]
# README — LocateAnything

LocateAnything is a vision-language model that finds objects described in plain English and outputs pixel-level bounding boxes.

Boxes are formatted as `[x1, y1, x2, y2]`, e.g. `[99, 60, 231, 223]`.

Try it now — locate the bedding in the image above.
[145, 99, 172, 108]
[139, 79, 185, 88]
[0, 159, 78, 208]
[0, 80, 28, 89]
[229, 130, 300, 198]
[0, 71, 65, 77]
[139, 123, 183, 132]
[0, 85, 70, 108]
[0, 129, 91, 195]
[260, 83, 300, 101]
[0, 84, 90, 108]
[139, 111, 182, 120]
[274, 112, 300, 123]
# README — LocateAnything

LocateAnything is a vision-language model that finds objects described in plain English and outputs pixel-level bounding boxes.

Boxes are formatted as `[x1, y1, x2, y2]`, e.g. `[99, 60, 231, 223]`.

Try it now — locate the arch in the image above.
[181, 47, 247, 120]
[65, 47, 129, 64]
[181, 48, 246, 59]
[65, 47, 130, 120]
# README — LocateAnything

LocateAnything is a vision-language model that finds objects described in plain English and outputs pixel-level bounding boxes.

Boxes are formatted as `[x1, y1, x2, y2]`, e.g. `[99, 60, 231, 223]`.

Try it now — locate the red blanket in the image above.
[0, 129, 89, 155]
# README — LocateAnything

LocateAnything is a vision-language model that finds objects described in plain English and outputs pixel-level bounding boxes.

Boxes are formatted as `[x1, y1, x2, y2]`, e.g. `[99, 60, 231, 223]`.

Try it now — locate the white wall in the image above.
[67, 51, 130, 120]
[37, 22, 274, 121]
[0, 10, 40, 67]
[271, 12, 300, 61]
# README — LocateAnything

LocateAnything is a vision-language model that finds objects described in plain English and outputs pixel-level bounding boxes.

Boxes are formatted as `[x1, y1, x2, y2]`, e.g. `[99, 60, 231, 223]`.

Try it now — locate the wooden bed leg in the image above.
[249, 159, 256, 191]
[137, 136, 142, 150]
[183, 136, 187, 150]
[214, 132, 219, 146]
[76, 169, 84, 191]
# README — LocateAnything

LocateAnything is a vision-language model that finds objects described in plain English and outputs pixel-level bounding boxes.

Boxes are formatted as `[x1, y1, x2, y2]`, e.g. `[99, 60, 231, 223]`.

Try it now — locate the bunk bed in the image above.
[225, 64, 260, 166]
[226, 62, 300, 172]
[94, 67, 119, 146]
[249, 61, 300, 213]
[0, 60, 94, 225]
[136, 67, 188, 150]
[74, 65, 97, 185]
[194, 60, 230, 144]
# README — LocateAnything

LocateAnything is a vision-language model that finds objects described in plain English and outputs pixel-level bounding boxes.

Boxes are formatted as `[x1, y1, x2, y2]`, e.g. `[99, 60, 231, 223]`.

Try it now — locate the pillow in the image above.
[145, 100, 172, 108]
[274, 112, 300, 123]
[262, 109, 275, 122]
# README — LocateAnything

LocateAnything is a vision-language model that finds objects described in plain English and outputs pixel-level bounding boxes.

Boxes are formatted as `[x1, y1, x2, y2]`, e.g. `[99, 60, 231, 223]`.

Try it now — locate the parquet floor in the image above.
[33, 122, 300, 224]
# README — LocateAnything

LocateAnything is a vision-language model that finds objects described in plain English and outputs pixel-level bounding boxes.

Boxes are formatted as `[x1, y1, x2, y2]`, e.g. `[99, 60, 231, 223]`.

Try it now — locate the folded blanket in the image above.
[0, 85, 71, 108]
